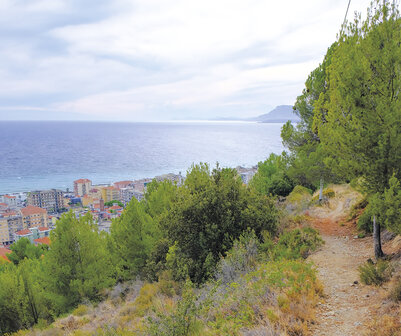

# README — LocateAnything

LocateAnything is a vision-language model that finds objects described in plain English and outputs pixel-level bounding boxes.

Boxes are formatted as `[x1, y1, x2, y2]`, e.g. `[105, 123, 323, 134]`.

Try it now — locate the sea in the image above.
[0, 121, 285, 194]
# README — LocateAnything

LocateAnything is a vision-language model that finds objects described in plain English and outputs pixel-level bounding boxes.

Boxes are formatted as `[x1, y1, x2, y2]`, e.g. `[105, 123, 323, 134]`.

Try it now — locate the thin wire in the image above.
[340, 0, 352, 36]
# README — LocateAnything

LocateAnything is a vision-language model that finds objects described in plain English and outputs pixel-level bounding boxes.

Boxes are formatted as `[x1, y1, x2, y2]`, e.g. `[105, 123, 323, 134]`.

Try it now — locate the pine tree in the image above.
[45, 212, 114, 311]
[320, 0, 401, 257]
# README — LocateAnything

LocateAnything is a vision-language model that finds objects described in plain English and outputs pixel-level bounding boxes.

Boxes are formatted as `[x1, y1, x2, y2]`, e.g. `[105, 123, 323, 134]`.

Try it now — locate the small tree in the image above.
[45, 212, 114, 311]
[161, 164, 277, 283]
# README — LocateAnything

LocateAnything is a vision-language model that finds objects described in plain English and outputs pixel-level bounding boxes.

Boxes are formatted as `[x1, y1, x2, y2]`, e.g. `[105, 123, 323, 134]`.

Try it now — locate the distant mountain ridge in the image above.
[253, 105, 300, 123]
[212, 105, 300, 123]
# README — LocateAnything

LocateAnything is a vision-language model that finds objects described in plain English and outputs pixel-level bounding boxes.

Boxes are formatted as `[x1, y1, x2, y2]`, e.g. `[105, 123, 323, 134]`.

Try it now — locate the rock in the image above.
[353, 235, 358, 239]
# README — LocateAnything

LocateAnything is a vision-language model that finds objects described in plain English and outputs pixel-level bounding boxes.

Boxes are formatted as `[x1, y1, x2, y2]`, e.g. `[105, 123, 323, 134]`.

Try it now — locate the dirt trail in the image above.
[307, 186, 385, 336]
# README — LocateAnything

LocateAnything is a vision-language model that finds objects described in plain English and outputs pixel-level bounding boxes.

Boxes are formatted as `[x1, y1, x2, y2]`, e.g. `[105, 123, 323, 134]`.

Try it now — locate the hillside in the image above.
[255, 105, 300, 123]
[11, 184, 400, 336]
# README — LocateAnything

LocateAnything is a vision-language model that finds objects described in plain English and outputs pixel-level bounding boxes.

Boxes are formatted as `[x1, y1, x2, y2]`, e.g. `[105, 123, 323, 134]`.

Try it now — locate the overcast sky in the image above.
[0, 0, 370, 121]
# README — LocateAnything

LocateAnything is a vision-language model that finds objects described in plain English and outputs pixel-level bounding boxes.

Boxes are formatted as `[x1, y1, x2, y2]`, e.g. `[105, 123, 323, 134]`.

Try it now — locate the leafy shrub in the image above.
[215, 230, 259, 284]
[357, 207, 373, 233]
[72, 305, 89, 317]
[312, 187, 335, 202]
[271, 228, 323, 260]
[286, 186, 313, 213]
[287, 186, 313, 200]
[358, 260, 393, 286]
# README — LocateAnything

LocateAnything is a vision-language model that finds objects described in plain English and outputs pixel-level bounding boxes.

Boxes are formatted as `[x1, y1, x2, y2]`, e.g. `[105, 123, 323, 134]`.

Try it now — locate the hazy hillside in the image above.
[255, 105, 300, 123]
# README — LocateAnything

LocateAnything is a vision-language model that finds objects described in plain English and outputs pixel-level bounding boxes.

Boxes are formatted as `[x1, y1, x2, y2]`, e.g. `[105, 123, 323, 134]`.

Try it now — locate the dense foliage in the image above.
[0, 164, 279, 334]
[250, 153, 295, 197]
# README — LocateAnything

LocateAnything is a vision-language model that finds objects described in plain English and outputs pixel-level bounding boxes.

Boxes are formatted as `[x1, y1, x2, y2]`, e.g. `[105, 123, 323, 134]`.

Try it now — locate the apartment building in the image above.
[0, 218, 10, 245]
[0, 214, 23, 245]
[27, 189, 64, 212]
[100, 186, 120, 202]
[119, 187, 144, 204]
[20, 205, 48, 228]
[1, 195, 17, 207]
[74, 179, 92, 197]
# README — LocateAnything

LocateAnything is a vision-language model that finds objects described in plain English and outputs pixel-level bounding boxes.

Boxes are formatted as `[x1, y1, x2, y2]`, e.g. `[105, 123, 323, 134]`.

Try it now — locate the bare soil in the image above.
[307, 185, 389, 336]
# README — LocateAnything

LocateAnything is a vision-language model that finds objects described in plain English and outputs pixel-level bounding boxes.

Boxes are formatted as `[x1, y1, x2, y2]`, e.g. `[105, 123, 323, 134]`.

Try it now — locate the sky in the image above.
[0, 0, 371, 122]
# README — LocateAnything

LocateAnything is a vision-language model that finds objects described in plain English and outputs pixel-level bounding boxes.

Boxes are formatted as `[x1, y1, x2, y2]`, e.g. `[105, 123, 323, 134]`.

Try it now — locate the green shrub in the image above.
[357, 207, 373, 233]
[72, 304, 89, 317]
[286, 186, 313, 212]
[215, 230, 259, 284]
[359, 260, 393, 286]
[312, 187, 335, 202]
[272, 228, 323, 260]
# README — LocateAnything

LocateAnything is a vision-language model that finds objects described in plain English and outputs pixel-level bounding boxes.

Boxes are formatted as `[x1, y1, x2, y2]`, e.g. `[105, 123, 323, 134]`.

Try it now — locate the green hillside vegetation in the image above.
[9, 228, 323, 336]
[1, 0, 401, 334]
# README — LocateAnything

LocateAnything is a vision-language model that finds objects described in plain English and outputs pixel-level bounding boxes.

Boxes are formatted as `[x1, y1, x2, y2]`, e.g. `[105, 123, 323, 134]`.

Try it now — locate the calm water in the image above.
[0, 121, 284, 193]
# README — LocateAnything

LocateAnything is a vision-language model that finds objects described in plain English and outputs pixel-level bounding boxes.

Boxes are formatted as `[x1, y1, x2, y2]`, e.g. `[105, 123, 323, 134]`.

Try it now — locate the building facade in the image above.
[101, 186, 120, 202]
[15, 226, 51, 244]
[1, 195, 17, 207]
[74, 179, 92, 197]
[27, 189, 64, 212]
[20, 205, 48, 228]
[0, 214, 23, 245]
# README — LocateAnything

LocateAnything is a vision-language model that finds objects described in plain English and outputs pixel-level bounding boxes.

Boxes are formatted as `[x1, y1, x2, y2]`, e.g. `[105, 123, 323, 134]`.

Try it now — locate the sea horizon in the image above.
[0, 120, 285, 194]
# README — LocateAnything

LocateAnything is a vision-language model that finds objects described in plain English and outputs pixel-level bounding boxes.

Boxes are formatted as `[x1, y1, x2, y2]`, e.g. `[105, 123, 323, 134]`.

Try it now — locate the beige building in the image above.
[0, 218, 10, 245]
[20, 206, 48, 228]
[0, 214, 23, 245]
[74, 179, 92, 197]
[27, 189, 64, 212]
[101, 186, 120, 202]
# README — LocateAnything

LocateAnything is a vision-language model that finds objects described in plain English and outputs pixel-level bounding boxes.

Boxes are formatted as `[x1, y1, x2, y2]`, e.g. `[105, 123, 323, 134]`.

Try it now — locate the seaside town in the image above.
[0, 167, 256, 262]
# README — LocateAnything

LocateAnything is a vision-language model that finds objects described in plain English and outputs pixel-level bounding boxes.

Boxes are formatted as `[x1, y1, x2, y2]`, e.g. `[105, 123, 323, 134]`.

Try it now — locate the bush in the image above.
[271, 227, 323, 260]
[215, 230, 259, 284]
[358, 260, 393, 286]
[147, 281, 201, 336]
[357, 207, 373, 233]
[286, 186, 313, 212]
[72, 305, 89, 317]
[312, 187, 335, 202]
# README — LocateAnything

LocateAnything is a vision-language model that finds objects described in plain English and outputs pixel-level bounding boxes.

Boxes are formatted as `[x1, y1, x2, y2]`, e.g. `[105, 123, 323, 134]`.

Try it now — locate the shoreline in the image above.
[0, 164, 258, 197]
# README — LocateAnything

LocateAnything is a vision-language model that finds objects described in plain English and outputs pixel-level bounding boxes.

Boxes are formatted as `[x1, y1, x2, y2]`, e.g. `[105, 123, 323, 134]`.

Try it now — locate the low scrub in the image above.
[286, 186, 313, 213]
[359, 260, 393, 286]
[271, 227, 323, 260]
[312, 187, 336, 202]
[72, 305, 89, 317]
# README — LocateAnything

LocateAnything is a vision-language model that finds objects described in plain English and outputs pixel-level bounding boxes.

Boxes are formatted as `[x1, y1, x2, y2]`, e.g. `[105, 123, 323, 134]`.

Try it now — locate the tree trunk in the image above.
[319, 177, 324, 202]
[373, 215, 384, 259]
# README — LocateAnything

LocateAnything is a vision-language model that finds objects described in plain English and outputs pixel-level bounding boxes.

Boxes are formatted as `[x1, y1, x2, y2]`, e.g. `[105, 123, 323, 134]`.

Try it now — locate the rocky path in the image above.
[309, 232, 381, 336]
[306, 187, 385, 336]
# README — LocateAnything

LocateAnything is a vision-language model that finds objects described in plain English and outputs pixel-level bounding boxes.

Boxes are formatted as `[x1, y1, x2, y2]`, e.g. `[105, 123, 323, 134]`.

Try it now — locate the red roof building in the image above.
[34, 237, 51, 246]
